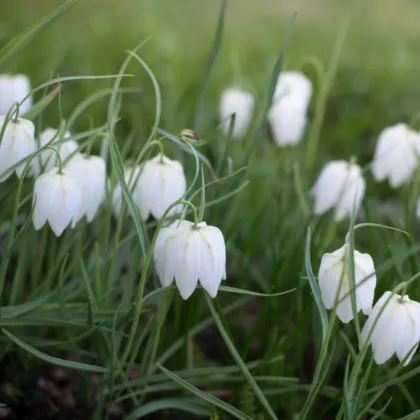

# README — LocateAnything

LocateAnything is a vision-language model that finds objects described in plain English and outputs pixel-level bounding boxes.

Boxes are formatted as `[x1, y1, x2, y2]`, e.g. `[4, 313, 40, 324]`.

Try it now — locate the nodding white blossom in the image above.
[154, 219, 227, 299]
[311, 160, 366, 221]
[113, 155, 186, 220]
[0, 116, 35, 182]
[0, 74, 32, 116]
[268, 97, 307, 146]
[136, 154, 186, 219]
[219, 88, 254, 138]
[272, 71, 312, 111]
[361, 291, 420, 365]
[371, 123, 420, 188]
[318, 244, 376, 323]
[32, 128, 77, 176]
[65, 154, 106, 222]
[269, 72, 312, 147]
[33, 167, 82, 236]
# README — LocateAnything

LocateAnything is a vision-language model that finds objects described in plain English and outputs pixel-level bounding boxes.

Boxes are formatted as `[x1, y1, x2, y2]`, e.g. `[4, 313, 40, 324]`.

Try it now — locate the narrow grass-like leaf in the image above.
[192, 0, 227, 131]
[125, 398, 211, 419]
[2, 328, 108, 373]
[158, 364, 253, 420]
[0, 0, 81, 65]
[126, 50, 161, 145]
[205, 294, 277, 420]
[108, 128, 147, 258]
[396, 409, 420, 420]
[305, 228, 328, 340]
[242, 11, 297, 167]
[21, 86, 60, 120]
[218, 285, 295, 297]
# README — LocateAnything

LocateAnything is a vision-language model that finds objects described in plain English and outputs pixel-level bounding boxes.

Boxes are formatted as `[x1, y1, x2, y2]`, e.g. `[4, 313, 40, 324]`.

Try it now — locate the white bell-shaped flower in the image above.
[219, 88, 254, 138]
[268, 97, 307, 146]
[371, 123, 420, 188]
[311, 160, 366, 221]
[65, 154, 106, 222]
[135, 154, 186, 220]
[154, 219, 227, 299]
[33, 167, 82, 236]
[318, 244, 376, 323]
[32, 128, 77, 176]
[0, 116, 35, 182]
[361, 291, 420, 365]
[0, 74, 32, 115]
[272, 71, 312, 111]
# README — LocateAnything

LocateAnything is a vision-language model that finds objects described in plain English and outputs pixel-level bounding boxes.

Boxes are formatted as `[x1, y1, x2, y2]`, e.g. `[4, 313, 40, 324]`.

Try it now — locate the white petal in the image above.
[272, 71, 312, 111]
[219, 88, 254, 138]
[269, 98, 307, 146]
[354, 252, 376, 315]
[311, 161, 348, 215]
[198, 226, 226, 297]
[372, 123, 419, 187]
[371, 303, 398, 364]
[317, 248, 345, 310]
[334, 165, 365, 221]
[175, 229, 200, 299]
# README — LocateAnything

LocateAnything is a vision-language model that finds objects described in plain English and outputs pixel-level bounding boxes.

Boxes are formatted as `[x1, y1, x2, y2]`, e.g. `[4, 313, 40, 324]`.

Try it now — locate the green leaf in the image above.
[218, 285, 295, 297]
[2, 328, 109, 373]
[158, 364, 253, 420]
[0, 0, 81, 66]
[242, 11, 298, 167]
[192, 0, 227, 131]
[21, 86, 60, 120]
[125, 398, 211, 419]
[304, 228, 328, 340]
[205, 295, 277, 420]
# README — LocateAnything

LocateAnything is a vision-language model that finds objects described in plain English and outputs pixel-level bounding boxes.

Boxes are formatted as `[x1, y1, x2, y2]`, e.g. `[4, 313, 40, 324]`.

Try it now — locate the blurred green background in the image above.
[2, 0, 420, 162]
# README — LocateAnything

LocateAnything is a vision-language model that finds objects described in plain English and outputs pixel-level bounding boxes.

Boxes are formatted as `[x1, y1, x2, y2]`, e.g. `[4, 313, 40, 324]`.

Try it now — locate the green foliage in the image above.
[1, 0, 420, 419]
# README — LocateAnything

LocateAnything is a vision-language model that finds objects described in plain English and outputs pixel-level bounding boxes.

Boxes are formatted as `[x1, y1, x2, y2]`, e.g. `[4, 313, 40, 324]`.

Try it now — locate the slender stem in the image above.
[120, 199, 198, 366]
[46, 146, 63, 172]
[305, 16, 350, 172]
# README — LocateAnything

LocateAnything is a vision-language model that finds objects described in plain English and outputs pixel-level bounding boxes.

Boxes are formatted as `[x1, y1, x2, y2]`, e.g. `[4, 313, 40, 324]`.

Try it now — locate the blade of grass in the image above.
[205, 294, 277, 420]
[0, 0, 81, 65]
[158, 364, 253, 420]
[242, 11, 297, 167]
[2, 328, 108, 373]
[192, 0, 227, 131]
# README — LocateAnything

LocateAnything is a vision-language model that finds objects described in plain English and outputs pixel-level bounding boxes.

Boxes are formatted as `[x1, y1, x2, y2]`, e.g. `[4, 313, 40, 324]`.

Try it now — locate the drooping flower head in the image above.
[268, 71, 312, 147]
[32, 128, 78, 176]
[219, 88, 254, 138]
[33, 167, 82, 236]
[65, 154, 106, 222]
[361, 291, 420, 365]
[154, 219, 227, 299]
[268, 97, 307, 146]
[272, 71, 312, 111]
[311, 160, 365, 221]
[112, 155, 186, 220]
[0, 74, 32, 116]
[371, 123, 420, 188]
[318, 244, 376, 323]
[0, 116, 35, 182]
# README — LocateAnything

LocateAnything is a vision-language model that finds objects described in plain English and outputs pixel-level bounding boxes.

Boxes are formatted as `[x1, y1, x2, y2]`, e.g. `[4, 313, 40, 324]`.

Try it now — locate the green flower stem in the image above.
[120, 199, 199, 366]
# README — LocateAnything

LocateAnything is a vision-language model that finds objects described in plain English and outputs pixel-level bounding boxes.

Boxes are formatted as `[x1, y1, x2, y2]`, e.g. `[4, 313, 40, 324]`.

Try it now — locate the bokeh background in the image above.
[3, 0, 420, 159]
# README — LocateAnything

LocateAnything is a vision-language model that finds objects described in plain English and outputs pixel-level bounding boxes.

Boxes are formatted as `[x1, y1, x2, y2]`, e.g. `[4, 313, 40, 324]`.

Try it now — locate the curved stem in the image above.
[120, 199, 199, 366]
[46, 146, 63, 173]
